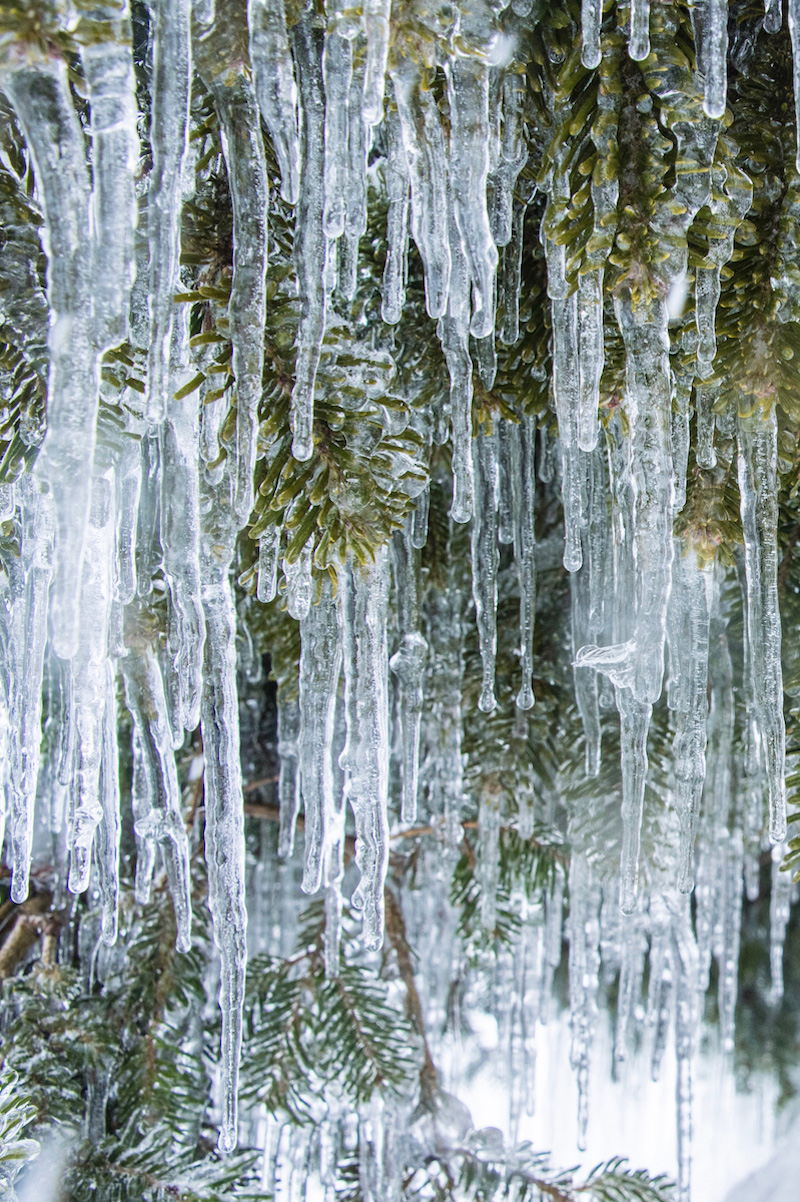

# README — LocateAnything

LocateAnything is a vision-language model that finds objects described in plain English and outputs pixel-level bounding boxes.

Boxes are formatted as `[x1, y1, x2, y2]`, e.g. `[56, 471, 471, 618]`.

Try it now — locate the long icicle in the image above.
[737, 406, 787, 843]
[249, 0, 300, 204]
[390, 519, 428, 823]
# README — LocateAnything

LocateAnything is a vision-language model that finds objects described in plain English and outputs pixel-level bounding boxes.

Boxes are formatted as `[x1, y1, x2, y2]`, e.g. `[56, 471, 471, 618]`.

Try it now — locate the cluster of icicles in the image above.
[0, 0, 796, 1183]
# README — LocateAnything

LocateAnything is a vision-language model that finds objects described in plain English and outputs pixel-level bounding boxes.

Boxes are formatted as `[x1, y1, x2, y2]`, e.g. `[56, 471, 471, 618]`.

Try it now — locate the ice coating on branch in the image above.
[472, 425, 499, 714]
[199, 503, 247, 1154]
[390, 58, 451, 320]
[299, 579, 342, 894]
[249, 0, 300, 205]
[122, 640, 192, 951]
[2, 54, 98, 660]
[338, 551, 390, 949]
[290, 15, 328, 462]
[390, 521, 428, 822]
[629, 0, 650, 61]
[737, 408, 787, 843]
[701, 0, 728, 119]
[145, 0, 191, 426]
[670, 545, 713, 893]
[581, 0, 602, 70]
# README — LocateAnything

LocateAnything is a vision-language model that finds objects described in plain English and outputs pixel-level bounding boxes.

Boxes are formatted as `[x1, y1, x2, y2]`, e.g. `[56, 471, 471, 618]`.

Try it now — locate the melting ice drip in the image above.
[0, 0, 797, 1194]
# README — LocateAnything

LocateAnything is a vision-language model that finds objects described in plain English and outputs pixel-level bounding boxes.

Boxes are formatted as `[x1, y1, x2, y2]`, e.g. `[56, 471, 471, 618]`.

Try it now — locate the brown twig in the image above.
[0, 892, 55, 981]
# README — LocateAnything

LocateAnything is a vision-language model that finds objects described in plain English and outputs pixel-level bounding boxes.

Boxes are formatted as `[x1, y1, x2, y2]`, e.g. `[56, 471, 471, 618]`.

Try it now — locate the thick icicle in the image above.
[145, 0, 191, 425]
[618, 688, 651, 914]
[249, 0, 300, 205]
[581, 0, 602, 69]
[338, 551, 390, 949]
[390, 57, 451, 319]
[66, 466, 116, 897]
[567, 856, 601, 1151]
[670, 545, 713, 892]
[702, 0, 728, 119]
[516, 414, 537, 710]
[290, 14, 328, 462]
[439, 216, 474, 526]
[200, 510, 248, 1153]
[490, 72, 527, 251]
[162, 306, 205, 732]
[299, 580, 342, 894]
[363, 0, 391, 126]
[769, 843, 792, 1004]
[629, 0, 650, 61]
[2, 54, 97, 660]
[277, 696, 301, 861]
[96, 660, 121, 946]
[8, 476, 55, 902]
[390, 521, 428, 823]
[322, 25, 352, 241]
[80, 3, 138, 352]
[447, 54, 497, 338]
[195, 18, 268, 526]
[381, 105, 410, 326]
[737, 408, 787, 842]
[471, 425, 499, 714]
[122, 640, 192, 950]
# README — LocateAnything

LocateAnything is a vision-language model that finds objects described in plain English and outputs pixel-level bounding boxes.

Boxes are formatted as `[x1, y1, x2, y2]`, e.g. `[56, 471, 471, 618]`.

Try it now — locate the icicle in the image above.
[145, 0, 191, 425]
[194, 24, 268, 528]
[581, 0, 602, 69]
[363, 0, 391, 126]
[477, 783, 502, 932]
[285, 543, 313, 621]
[290, 14, 328, 462]
[765, 0, 782, 34]
[490, 71, 527, 251]
[614, 914, 646, 1066]
[323, 27, 352, 241]
[702, 0, 728, 118]
[577, 270, 603, 453]
[425, 524, 466, 842]
[200, 526, 248, 1154]
[497, 419, 518, 546]
[342, 58, 368, 300]
[66, 466, 116, 897]
[542, 190, 582, 573]
[390, 522, 427, 823]
[618, 688, 651, 914]
[257, 525, 281, 604]
[162, 305, 205, 733]
[2, 54, 97, 660]
[277, 696, 301, 861]
[516, 414, 536, 710]
[7, 477, 55, 902]
[381, 105, 410, 326]
[299, 579, 342, 894]
[670, 545, 713, 893]
[567, 856, 601, 1151]
[338, 550, 390, 948]
[718, 830, 743, 1051]
[439, 216, 474, 526]
[115, 441, 141, 606]
[577, 294, 673, 706]
[629, 0, 650, 61]
[472, 424, 499, 713]
[499, 199, 527, 346]
[670, 894, 699, 1202]
[571, 574, 601, 777]
[122, 641, 192, 949]
[249, 0, 300, 205]
[390, 57, 451, 319]
[96, 660, 120, 946]
[80, 4, 138, 351]
[412, 486, 430, 551]
[737, 407, 787, 842]
[769, 843, 791, 1004]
